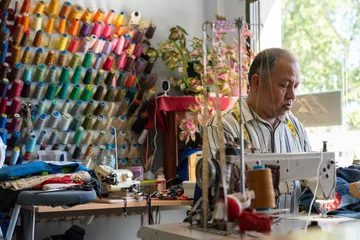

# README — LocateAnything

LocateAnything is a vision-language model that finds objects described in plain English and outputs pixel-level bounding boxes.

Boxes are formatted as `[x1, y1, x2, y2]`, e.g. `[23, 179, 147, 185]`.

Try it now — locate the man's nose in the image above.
[286, 87, 296, 100]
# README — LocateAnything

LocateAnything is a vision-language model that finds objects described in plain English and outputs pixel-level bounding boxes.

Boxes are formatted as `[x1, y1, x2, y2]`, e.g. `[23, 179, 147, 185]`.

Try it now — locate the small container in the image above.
[156, 173, 166, 192]
[37, 150, 67, 162]
[127, 166, 143, 181]
[140, 180, 157, 195]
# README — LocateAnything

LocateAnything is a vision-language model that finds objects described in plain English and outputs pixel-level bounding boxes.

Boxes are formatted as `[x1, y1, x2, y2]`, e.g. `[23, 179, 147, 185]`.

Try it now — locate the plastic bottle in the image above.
[97, 145, 108, 166]
[156, 172, 166, 192]
[106, 144, 116, 168]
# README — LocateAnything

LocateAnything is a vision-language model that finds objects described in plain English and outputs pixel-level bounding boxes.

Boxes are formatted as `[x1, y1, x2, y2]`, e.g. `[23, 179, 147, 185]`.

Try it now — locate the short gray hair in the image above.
[248, 48, 297, 87]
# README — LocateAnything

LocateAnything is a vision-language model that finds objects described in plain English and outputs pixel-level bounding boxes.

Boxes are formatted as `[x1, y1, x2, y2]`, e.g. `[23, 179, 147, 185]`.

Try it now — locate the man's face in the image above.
[256, 58, 300, 119]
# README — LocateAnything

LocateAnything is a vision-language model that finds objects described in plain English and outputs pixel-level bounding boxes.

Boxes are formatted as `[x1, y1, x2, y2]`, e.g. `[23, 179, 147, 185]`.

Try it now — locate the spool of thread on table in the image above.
[118, 144, 128, 158]
[57, 34, 69, 51]
[137, 129, 148, 145]
[0, 78, 8, 98]
[145, 24, 156, 39]
[69, 52, 80, 68]
[47, 111, 60, 128]
[62, 129, 71, 144]
[104, 69, 115, 86]
[104, 117, 113, 131]
[34, 64, 46, 82]
[91, 21, 103, 37]
[93, 53, 102, 70]
[94, 101, 105, 116]
[102, 24, 112, 39]
[57, 50, 67, 67]
[20, 30, 30, 47]
[82, 114, 93, 130]
[69, 115, 82, 131]
[67, 37, 80, 53]
[83, 100, 95, 115]
[104, 86, 114, 101]
[45, 83, 57, 100]
[72, 126, 84, 144]
[95, 130, 106, 145]
[9, 146, 20, 165]
[70, 100, 82, 116]
[133, 29, 144, 44]
[58, 81, 69, 99]
[93, 85, 104, 101]
[82, 50, 93, 68]
[58, 16, 66, 34]
[32, 29, 42, 47]
[25, 134, 36, 152]
[45, 16, 55, 34]
[107, 102, 115, 116]
[115, 115, 127, 130]
[69, 85, 80, 100]
[138, 74, 148, 88]
[132, 112, 149, 134]
[102, 39, 113, 56]
[68, 18, 80, 36]
[33, 0, 45, 15]
[102, 56, 114, 71]
[32, 48, 43, 66]
[61, 99, 70, 114]
[92, 37, 103, 54]
[93, 115, 103, 130]
[93, 69, 104, 85]
[127, 99, 140, 117]
[9, 62, 23, 82]
[135, 58, 145, 73]
[22, 129, 34, 145]
[46, 66, 57, 83]
[32, 82, 44, 100]
[247, 166, 276, 210]
[0, 41, 8, 64]
[0, 97, 7, 113]
[0, 114, 6, 130]
[80, 85, 93, 101]
[9, 130, 21, 147]
[84, 130, 94, 145]
[79, 36, 92, 53]
[37, 98, 46, 115]
[144, 73, 158, 89]
[9, 114, 20, 132]
[81, 7, 94, 22]
[80, 20, 92, 37]
[84, 144, 93, 157]
[59, 66, 70, 83]
[124, 88, 137, 102]
[134, 44, 143, 58]
[83, 68, 93, 84]
[114, 35, 125, 55]
[47, 0, 60, 15]
[36, 129, 46, 144]
[8, 97, 22, 117]
[34, 113, 46, 130]
[89, 35, 97, 48]
[116, 97, 130, 116]
[71, 65, 82, 84]
[114, 12, 124, 27]
[72, 145, 82, 160]
[45, 50, 55, 66]
[48, 99, 58, 113]
[68, 4, 84, 22]
[124, 73, 136, 88]
[116, 71, 127, 87]
[47, 129, 58, 145]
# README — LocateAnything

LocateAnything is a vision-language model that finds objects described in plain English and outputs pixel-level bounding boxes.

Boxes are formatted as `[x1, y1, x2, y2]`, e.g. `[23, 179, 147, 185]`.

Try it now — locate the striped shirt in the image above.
[208, 99, 311, 158]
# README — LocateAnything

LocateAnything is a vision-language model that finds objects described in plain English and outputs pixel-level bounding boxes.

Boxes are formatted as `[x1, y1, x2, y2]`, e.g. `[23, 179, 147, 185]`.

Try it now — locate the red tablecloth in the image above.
[145, 96, 237, 132]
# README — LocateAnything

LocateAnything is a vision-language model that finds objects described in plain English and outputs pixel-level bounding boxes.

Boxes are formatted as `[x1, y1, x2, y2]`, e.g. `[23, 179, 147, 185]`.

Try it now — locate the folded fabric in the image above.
[0, 171, 90, 191]
[0, 162, 50, 181]
[33, 175, 83, 190]
[48, 162, 88, 174]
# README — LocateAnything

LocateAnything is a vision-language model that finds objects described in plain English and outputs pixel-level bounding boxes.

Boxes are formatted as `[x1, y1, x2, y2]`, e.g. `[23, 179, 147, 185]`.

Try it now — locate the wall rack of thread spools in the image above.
[0, 0, 158, 168]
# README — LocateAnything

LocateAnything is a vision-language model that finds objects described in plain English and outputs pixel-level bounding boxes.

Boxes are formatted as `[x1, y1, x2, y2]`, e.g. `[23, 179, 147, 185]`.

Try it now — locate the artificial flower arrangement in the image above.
[158, 16, 254, 144]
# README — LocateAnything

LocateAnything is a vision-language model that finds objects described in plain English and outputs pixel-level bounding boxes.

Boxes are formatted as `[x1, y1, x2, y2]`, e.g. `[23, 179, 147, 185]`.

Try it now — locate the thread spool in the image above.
[61, 99, 70, 114]
[25, 134, 36, 153]
[32, 48, 43, 65]
[69, 115, 82, 131]
[137, 129, 148, 145]
[104, 69, 115, 86]
[0, 41, 8, 64]
[0, 62, 8, 80]
[67, 36, 79, 53]
[57, 50, 67, 67]
[93, 69, 104, 85]
[0, 78, 8, 97]
[82, 114, 92, 130]
[58, 16, 66, 34]
[33, 0, 45, 15]
[68, 5, 84, 22]
[38, 98, 46, 115]
[72, 145, 82, 159]
[58, 1, 71, 18]
[8, 97, 21, 117]
[11, 45, 21, 65]
[71, 65, 82, 84]
[92, 37, 105, 54]
[114, 35, 125, 55]
[83, 68, 93, 84]
[62, 129, 71, 144]
[58, 80, 69, 99]
[22, 129, 34, 145]
[114, 12, 124, 27]
[124, 87, 137, 102]
[131, 112, 149, 133]
[134, 44, 143, 58]
[138, 73, 148, 88]
[110, 34, 119, 51]
[106, 102, 115, 117]
[47, 0, 60, 15]
[32, 82, 44, 100]
[102, 24, 112, 39]
[9, 131, 21, 148]
[133, 29, 144, 44]
[82, 50, 93, 68]
[48, 99, 58, 114]
[69, 84, 80, 100]
[69, 18, 80, 36]
[81, 8, 93, 22]
[248, 166, 276, 210]
[89, 34, 97, 48]
[114, 86, 126, 101]
[104, 86, 115, 101]
[57, 34, 69, 51]
[84, 144, 93, 157]
[33, 14, 42, 32]
[144, 73, 158, 89]
[69, 52, 80, 68]
[21, 81, 31, 98]
[46, 66, 57, 83]
[126, 42, 136, 56]
[59, 66, 70, 83]
[13, 24, 24, 45]
[45, 49, 55, 66]
[59, 113, 72, 131]
[47, 111, 60, 128]
[145, 24, 156, 39]
[93, 53, 102, 70]
[47, 129, 58, 145]
[34, 64, 46, 82]
[0, 97, 7, 113]
[72, 126, 84, 144]
[115, 115, 127, 130]
[116, 97, 130, 116]
[95, 130, 106, 145]
[80, 85, 93, 101]
[118, 144, 128, 158]
[44, 83, 56, 100]
[104, 117, 113, 130]
[20, 30, 30, 47]
[83, 130, 94, 145]
[9, 62, 23, 82]
[14, 14, 23, 31]
[143, 60, 154, 74]
[94, 101, 105, 116]
[34, 113, 46, 130]
[0, 27, 10, 45]
[83, 100, 95, 115]
[64, 143, 72, 153]
[10, 114, 21, 132]
[8, 79, 23, 99]
[92, 8, 105, 22]
[70, 100, 82, 116]
[45, 15, 55, 34]
[0, 113, 6, 128]
[93, 115, 103, 130]
[127, 99, 140, 117]
[135, 58, 145, 73]
[93, 85, 104, 101]
[80, 20, 92, 37]
[116, 71, 127, 87]
[91, 21, 103, 37]
[125, 55, 136, 72]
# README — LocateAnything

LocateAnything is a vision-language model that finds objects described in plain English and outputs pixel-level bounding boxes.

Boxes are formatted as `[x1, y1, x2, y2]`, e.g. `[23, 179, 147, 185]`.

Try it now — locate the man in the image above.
[208, 48, 311, 157]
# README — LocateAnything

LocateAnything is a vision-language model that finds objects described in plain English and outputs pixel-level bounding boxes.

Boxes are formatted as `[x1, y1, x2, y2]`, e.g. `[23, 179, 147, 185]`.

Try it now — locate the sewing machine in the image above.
[94, 165, 140, 200]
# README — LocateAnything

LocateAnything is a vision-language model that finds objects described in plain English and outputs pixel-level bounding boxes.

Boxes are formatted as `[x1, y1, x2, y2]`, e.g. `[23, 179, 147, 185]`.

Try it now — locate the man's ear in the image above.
[250, 74, 261, 93]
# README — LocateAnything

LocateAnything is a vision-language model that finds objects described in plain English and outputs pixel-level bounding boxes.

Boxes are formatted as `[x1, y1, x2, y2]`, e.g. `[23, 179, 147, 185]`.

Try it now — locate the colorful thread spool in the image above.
[80, 85, 93, 101]
[71, 65, 82, 84]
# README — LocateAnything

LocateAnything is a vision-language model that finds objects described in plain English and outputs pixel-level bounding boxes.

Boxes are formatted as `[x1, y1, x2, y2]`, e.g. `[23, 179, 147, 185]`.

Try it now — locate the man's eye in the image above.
[280, 84, 288, 88]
